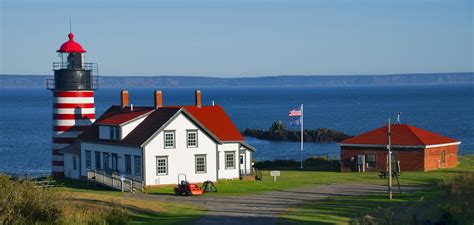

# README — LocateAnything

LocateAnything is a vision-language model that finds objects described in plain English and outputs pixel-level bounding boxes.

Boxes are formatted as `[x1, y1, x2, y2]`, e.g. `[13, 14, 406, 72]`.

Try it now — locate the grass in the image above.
[52, 179, 205, 225]
[146, 155, 474, 196]
[50, 155, 473, 224]
[277, 155, 474, 225]
[278, 188, 441, 225]
[61, 192, 204, 225]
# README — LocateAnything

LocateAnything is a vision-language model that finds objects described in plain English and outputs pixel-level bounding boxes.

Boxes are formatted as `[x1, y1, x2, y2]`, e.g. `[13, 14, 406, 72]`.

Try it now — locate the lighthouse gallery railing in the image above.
[47, 62, 99, 90]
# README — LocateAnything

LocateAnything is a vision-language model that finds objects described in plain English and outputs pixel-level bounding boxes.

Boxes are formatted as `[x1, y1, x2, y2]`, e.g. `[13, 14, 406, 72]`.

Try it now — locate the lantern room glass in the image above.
[58, 52, 84, 69]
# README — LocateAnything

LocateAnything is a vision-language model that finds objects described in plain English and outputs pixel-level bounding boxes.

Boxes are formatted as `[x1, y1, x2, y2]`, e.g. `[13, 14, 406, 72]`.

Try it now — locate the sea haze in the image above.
[0, 85, 473, 175]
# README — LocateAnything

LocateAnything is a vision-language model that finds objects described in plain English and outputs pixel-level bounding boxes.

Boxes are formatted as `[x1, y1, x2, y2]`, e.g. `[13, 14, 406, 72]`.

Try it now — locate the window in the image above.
[85, 151, 91, 169]
[111, 153, 118, 172]
[103, 153, 110, 170]
[164, 131, 175, 148]
[73, 156, 77, 170]
[156, 157, 168, 175]
[109, 126, 120, 140]
[441, 149, 446, 164]
[366, 154, 376, 168]
[240, 155, 244, 164]
[187, 130, 198, 148]
[195, 155, 206, 173]
[95, 151, 101, 170]
[134, 156, 141, 176]
[125, 155, 132, 175]
[225, 152, 235, 169]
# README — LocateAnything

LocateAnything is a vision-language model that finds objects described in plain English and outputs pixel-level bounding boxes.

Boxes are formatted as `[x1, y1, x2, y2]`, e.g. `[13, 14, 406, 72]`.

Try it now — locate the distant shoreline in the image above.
[1, 72, 473, 88]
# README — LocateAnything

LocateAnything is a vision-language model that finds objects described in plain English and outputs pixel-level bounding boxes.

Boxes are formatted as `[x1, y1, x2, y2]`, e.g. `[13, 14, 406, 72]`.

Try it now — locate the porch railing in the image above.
[86, 169, 144, 192]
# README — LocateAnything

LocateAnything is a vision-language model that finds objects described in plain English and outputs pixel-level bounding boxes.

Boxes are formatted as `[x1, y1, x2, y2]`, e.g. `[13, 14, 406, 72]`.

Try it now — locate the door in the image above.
[357, 155, 366, 172]
[240, 154, 246, 174]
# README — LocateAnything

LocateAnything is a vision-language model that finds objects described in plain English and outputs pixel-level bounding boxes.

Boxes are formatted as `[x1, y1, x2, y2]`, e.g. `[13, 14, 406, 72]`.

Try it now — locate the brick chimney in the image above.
[154, 90, 163, 109]
[121, 89, 129, 108]
[195, 90, 202, 108]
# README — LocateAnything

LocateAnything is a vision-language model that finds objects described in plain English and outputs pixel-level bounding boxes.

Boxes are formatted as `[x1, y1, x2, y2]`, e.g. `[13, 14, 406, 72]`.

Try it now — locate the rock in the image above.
[243, 121, 352, 143]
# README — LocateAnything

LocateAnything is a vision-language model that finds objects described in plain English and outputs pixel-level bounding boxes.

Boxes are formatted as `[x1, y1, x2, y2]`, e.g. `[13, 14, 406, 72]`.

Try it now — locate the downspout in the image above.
[142, 146, 146, 187]
[238, 143, 241, 178]
[216, 144, 219, 180]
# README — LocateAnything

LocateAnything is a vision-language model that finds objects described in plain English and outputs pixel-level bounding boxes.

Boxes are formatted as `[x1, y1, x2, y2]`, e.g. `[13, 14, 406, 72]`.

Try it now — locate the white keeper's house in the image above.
[62, 89, 255, 186]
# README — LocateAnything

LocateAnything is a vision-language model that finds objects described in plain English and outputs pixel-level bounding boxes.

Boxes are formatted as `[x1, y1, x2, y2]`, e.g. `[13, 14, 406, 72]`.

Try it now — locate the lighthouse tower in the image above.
[47, 33, 98, 178]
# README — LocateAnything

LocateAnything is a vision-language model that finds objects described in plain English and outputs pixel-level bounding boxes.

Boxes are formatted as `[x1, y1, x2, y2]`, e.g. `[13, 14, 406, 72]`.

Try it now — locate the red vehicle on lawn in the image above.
[173, 174, 204, 196]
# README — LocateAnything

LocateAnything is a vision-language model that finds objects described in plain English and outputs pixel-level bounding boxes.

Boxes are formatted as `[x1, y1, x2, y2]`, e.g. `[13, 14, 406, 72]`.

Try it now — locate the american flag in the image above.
[288, 107, 302, 117]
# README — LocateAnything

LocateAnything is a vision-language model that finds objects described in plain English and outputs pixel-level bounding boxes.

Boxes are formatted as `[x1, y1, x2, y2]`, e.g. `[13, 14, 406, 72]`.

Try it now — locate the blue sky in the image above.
[0, 0, 472, 77]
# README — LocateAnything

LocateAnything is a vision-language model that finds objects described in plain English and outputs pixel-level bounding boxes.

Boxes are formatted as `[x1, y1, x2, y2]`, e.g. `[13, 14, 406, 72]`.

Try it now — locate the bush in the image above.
[0, 175, 132, 225]
[438, 172, 474, 224]
[352, 172, 474, 225]
[0, 175, 62, 224]
[254, 157, 336, 170]
[104, 207, 131, 225]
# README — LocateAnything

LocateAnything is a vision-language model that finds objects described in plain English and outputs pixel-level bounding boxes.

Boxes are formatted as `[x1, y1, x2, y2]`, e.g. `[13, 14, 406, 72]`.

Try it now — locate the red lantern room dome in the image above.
[57, 33, 86, 53]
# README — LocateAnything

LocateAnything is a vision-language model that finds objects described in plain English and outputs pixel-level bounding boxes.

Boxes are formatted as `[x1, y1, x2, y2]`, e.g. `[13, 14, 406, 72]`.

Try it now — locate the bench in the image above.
[379, 171, 400, 179]
[34, 180, 56, 188]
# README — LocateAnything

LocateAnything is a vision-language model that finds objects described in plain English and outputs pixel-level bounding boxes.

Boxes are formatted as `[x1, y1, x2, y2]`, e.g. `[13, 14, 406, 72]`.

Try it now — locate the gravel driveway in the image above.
[127, 183, 421, 225]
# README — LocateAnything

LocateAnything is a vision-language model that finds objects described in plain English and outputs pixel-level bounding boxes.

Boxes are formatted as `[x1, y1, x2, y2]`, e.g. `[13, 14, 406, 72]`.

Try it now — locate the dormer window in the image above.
[99, 125, 121, 140]
[110, 126, 120, 140]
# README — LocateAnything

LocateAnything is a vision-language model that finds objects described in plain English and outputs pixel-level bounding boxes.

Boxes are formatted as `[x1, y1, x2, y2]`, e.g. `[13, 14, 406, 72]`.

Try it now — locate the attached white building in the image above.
[62, 90, 255, 186]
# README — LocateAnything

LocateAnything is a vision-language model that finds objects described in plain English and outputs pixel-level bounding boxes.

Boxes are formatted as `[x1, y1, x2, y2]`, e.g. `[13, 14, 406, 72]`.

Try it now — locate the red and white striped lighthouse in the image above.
[47, 33, 98, 178]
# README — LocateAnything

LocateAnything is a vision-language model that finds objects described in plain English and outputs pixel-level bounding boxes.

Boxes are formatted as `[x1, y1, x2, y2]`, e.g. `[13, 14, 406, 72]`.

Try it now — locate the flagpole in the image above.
[300, 104, 304, 169]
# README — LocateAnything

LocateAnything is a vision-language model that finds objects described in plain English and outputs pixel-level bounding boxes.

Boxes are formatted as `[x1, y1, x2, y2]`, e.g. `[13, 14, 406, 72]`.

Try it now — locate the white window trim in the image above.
[124, 154, 132, 175]
[85, 150, 92, 169]
[195, 154, 206, 174]
[163, 131, 176, 149]
[109, 126, 121, 140]
[225, 152, 235, 170]
[134, 155, 142, 176]
[187, 130, 198, 148]
[156, 156, 168, 176]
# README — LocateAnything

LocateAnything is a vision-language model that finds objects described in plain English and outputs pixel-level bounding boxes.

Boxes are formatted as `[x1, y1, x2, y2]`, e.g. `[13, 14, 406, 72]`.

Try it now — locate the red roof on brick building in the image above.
[340, 124, 460, 147]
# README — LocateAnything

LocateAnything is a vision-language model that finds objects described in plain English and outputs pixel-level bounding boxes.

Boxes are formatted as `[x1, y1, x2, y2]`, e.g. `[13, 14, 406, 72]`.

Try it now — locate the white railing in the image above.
[87, 169, 144, 192]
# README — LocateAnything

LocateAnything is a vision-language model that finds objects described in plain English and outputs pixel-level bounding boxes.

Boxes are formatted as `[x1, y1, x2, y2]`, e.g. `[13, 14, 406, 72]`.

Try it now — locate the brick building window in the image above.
[441, 149, 445, 164]
[366, 154, 376, 168]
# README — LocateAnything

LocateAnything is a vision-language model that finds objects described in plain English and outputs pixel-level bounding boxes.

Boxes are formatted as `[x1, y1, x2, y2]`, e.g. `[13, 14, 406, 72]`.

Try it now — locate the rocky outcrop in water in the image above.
[243, 121, 352, 142]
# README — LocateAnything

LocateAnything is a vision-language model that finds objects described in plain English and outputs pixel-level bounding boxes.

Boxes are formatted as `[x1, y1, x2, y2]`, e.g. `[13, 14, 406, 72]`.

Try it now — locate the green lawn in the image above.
[52, 179, 205, 225]
[279, 188, 442, 225]
[53, 155, 474, 224]
[147, 155, 474, 196]
[277, 155, 474, 225]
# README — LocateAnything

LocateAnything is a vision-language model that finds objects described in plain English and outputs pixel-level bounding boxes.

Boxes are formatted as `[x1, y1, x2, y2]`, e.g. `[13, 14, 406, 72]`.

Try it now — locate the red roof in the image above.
[58, 33, 87, 53]
[95, 106, 154, 125]
[80, 105, 244, 146]
[340, 124, 459, 147]
[183, 106, 244, 142]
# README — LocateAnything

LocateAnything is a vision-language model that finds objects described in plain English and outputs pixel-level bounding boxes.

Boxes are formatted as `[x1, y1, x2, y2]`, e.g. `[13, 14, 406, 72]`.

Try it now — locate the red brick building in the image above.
[339, 124, 460, 172]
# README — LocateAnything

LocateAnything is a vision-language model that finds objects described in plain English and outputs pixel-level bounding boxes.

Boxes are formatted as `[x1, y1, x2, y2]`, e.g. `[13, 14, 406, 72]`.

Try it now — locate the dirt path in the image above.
[127, 183, 421, 225]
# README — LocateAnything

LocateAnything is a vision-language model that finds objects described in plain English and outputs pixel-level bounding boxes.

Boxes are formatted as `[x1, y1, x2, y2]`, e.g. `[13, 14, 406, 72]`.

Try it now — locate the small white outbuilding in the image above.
[62, 90, 255, 186]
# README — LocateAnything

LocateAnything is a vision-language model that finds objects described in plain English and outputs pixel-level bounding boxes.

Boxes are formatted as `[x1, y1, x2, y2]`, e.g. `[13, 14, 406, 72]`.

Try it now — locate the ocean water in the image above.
[1, 85, 473, 175]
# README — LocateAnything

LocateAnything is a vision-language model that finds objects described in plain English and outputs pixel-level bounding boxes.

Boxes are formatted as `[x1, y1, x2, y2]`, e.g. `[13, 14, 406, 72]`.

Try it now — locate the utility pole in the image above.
[300, 104, 304, 169]
[387, 117, 393, 200]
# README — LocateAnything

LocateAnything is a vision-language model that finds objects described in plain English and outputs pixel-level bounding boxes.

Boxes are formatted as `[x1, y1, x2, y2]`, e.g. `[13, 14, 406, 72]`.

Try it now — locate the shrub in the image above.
[352, 172, 474, 225]
[0, 175, 62, 224]
[0, 175, 132, 225]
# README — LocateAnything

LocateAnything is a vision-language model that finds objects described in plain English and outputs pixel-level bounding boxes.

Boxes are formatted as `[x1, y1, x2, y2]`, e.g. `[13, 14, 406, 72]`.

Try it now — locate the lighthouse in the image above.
[47, 33, 98, 178]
